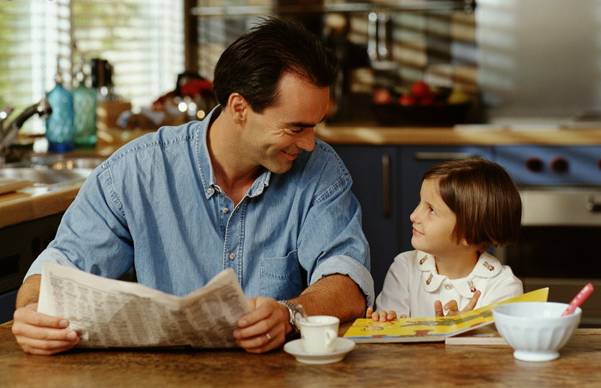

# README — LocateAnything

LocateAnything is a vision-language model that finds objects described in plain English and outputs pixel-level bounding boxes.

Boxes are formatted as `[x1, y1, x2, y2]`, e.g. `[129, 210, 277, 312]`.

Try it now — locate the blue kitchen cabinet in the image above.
[399, 146, 495, 253]
[0, 290, 17, 323]
[0, 213, 64, 323]
[333, 145, 401, 296]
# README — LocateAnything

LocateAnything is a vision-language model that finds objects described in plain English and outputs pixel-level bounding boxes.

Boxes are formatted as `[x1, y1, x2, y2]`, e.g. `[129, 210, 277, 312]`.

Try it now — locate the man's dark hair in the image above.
[213, 17, 338, 113]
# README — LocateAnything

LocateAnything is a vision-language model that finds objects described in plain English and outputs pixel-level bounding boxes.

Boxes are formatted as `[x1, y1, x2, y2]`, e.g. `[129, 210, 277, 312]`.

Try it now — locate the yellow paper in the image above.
[344, 288, 549, 343]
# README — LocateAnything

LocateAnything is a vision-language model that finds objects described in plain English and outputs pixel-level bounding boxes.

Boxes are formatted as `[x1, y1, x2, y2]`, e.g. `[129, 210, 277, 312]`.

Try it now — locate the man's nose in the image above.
[296, 128, 316, 152]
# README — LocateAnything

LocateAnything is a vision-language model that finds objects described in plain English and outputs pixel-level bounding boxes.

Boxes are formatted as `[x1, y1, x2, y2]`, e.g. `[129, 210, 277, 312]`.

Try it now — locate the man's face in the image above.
[242, 72, 330, 174]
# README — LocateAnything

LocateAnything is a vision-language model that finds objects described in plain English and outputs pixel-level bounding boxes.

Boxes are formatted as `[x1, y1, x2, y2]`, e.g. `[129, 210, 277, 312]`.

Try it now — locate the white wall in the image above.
[477, 0, 601, 119]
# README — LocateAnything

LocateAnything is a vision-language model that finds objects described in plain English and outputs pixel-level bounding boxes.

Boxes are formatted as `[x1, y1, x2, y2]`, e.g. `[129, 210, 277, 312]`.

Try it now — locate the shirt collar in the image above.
[197, 105, 271, 200]
[416, 250, 503, 295]
[416, 252, 446, 292]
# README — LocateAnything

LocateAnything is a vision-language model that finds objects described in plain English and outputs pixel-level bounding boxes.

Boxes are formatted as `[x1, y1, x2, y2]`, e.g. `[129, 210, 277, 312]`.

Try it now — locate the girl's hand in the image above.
[434, 289, 481, 317]
[365, 307, 400, 322]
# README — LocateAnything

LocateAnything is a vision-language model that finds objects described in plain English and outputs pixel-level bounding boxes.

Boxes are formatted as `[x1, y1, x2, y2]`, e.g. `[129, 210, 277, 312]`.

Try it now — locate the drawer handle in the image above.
[382, 153, 391, 218]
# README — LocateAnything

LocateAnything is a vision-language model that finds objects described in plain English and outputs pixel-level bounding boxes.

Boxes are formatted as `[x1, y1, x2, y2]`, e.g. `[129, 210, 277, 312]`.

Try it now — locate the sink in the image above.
[0, 155, 102, 189]
[30, 155, 105, 170]
[0, 167, 92, 186]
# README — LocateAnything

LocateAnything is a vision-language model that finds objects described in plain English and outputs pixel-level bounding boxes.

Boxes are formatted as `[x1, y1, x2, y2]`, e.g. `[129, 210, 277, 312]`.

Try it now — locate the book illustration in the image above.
[343, 288, 549, 343]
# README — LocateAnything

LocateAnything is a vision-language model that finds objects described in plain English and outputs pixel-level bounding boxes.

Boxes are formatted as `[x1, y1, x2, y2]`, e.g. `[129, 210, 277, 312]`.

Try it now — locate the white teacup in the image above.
[298, 315, 339, 354]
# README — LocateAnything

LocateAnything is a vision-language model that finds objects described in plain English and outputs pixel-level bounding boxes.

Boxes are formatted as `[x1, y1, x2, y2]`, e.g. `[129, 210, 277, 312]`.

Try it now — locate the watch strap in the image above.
[279, 300, 304, 333]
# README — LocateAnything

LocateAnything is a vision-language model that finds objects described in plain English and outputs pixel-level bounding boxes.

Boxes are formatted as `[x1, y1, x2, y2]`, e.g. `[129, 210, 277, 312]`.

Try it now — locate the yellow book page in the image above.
[344, 288, 549, 342]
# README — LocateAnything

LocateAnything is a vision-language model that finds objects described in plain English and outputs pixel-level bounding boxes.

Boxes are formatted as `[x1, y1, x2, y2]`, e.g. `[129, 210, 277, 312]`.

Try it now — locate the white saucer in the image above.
[283, 338, 355, 365]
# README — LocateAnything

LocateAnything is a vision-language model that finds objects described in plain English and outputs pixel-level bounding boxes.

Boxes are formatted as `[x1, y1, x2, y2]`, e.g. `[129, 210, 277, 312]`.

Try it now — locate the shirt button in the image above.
[207, 187, 215, 195]
[228, 252, 236, 260]
[222, 207, 229, 214]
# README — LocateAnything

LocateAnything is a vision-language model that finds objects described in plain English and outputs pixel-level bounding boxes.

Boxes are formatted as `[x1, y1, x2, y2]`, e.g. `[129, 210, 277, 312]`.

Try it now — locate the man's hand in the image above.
[434, 290, 481, 317]
[12, 303, 79, 355]
[233, 297, 290, 354]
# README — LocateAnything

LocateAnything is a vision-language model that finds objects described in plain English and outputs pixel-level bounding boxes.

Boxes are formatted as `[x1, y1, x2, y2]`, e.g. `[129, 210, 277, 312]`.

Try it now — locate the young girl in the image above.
[368, 157, 523, 321]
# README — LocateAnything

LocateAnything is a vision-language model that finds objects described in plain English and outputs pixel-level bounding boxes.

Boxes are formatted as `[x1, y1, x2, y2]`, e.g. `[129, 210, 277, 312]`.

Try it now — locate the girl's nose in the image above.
[409, 205, 419, 223]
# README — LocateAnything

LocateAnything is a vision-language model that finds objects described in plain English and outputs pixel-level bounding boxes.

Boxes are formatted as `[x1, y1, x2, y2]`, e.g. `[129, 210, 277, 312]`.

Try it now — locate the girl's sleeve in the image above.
[374, 253, 411, 316]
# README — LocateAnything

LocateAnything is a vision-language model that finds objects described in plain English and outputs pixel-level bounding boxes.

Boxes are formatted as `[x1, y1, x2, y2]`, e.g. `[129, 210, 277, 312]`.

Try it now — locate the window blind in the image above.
[0, 0, 184, 133]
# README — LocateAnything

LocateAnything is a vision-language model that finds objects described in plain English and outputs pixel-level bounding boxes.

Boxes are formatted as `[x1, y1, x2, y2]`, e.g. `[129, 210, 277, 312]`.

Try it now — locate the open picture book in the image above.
[343, 288, 549, 343]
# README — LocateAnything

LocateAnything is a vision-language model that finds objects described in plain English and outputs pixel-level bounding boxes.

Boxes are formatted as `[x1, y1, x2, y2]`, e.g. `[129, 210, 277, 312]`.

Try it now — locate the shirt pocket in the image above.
[260, 250, 303, 300]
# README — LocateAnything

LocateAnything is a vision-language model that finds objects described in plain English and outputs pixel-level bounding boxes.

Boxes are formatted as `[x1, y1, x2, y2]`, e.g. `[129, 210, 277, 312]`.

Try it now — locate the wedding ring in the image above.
[265, 333, 272, 341]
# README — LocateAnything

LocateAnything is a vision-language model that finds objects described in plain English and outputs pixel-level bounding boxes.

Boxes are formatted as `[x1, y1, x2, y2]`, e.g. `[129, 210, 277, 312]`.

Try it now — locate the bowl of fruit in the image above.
[372, 81, 472, 126]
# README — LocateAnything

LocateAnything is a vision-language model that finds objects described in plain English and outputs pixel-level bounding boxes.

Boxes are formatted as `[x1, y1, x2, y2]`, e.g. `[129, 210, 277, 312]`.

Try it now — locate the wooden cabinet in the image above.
[334, 144, 493, 296]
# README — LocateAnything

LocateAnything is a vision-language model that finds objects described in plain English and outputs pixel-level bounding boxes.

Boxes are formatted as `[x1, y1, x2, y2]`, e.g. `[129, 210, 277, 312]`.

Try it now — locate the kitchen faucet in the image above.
[0, 99, 52, 157]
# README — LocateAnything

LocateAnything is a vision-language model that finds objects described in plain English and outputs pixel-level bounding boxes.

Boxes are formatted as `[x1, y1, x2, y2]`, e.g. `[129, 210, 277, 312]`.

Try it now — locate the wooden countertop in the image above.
[317, 125, 601, 145]
[1, 325, 600, 386]
[0, 184, 79, 229]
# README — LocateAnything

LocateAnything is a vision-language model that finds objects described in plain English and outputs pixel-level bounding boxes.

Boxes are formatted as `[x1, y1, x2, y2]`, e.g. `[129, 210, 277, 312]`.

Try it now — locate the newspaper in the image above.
[37, 263, 250, 349]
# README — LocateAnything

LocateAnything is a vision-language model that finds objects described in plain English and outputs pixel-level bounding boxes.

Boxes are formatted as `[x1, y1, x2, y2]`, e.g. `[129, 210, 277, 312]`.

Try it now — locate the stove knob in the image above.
[525, 157, 544, 172]
[550, 157, 569, 173]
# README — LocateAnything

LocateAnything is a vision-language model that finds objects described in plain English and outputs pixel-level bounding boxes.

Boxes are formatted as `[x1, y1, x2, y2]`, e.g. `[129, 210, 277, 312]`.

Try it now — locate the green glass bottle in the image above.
[73, 67, 97, 148]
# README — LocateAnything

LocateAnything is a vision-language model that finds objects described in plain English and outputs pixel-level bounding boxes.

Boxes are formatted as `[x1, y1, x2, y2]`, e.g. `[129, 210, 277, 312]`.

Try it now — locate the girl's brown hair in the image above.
[423, 157, 522, 249]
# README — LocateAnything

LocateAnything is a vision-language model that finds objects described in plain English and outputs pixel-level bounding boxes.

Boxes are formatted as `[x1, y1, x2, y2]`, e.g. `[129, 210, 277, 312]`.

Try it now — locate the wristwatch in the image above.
[279, 300, 305, 333]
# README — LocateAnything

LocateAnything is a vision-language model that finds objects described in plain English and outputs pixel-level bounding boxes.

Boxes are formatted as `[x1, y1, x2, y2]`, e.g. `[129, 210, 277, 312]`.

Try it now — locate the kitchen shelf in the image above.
[192, 0, 475, 17]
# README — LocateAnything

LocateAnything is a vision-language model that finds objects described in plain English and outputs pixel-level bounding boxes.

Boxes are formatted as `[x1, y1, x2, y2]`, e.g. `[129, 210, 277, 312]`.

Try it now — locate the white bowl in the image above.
[493, 302, 581, 362]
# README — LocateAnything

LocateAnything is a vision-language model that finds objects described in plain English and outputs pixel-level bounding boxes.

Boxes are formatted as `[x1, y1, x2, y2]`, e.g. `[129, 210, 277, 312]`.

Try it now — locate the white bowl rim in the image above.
[493, 302, 582, 322]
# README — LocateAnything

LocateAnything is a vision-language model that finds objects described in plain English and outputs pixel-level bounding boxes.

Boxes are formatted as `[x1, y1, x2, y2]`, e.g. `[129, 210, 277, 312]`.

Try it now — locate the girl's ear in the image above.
[226, 93, 248, 124]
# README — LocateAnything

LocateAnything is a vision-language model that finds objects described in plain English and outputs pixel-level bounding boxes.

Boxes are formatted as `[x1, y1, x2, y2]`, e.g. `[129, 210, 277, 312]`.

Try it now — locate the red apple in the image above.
[410, 81, 431, 99]
[373, 88, 393, 105]
[399, 95, 417, 106]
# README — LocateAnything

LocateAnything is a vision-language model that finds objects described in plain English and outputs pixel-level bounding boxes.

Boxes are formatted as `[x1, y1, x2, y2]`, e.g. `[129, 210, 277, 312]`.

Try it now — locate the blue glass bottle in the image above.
[46, 66, 75, 153]
[73, 69, 97, 148]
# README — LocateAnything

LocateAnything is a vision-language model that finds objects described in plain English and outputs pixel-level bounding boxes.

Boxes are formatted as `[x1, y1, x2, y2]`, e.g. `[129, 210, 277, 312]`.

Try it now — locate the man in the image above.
[12, 18, 373, 355]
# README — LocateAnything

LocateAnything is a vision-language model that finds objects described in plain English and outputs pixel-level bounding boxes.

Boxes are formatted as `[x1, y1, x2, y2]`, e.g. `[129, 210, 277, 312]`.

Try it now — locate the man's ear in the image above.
[226, 93, 248, 124]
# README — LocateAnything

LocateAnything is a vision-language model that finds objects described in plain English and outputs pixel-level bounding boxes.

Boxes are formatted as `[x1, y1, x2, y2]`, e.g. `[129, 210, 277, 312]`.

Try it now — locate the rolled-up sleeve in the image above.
[297, 163, 374, 307]
[25, 165, 134, 280]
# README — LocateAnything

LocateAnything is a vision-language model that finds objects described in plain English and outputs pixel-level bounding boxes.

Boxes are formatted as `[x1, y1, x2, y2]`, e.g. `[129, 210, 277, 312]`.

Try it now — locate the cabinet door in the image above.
[0, 213, 64, 322]
[399, 146, 494, 253]
[0, 290, 17, 323]
[334, 145, 400, 296]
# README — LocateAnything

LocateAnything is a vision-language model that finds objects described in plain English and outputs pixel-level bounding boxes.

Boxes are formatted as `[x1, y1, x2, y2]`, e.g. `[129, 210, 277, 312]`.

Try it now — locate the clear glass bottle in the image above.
[73, 67, 97, 148]
[46, 62, 75, 152]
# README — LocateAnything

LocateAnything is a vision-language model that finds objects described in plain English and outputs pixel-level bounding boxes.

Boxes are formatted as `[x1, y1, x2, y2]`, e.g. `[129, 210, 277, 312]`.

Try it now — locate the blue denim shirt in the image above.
[27, 107, 374, 305]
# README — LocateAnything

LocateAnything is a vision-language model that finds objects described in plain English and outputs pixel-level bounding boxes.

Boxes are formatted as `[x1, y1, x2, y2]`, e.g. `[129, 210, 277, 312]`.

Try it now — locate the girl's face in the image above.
[410, 178, 463, 256]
